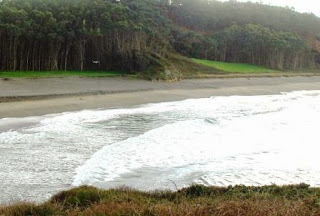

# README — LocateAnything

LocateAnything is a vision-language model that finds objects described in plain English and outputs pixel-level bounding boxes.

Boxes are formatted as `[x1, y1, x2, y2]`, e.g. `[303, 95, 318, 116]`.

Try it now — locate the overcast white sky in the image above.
[219, 0, 320, 16]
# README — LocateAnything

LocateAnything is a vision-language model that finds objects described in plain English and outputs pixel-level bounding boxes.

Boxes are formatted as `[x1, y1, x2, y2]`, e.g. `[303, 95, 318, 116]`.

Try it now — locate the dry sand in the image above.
[1, 76, 320, 118]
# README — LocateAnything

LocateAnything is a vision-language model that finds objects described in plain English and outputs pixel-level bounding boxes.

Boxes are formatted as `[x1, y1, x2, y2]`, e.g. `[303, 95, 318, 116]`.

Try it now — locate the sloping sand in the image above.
[1, 76, 320, 118]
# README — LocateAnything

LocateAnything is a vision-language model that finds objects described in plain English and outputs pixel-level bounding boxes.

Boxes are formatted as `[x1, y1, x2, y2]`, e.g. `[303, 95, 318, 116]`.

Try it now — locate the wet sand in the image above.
[1, 76, 320, 118]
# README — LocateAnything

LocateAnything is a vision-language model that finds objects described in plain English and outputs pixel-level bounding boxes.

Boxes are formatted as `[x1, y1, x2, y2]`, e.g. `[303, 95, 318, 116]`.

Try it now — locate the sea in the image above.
[1, 90, 320, 203]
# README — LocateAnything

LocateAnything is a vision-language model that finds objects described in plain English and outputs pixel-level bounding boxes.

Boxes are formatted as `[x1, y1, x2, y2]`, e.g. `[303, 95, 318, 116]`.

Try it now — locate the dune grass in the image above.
[193, 58, 278, 73]
[0, 70, 126, 78]
[1, 184, 320, 216]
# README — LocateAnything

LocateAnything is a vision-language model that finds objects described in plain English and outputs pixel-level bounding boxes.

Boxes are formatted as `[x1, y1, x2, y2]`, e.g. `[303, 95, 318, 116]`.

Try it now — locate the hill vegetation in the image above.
[1, 184, 320, 215]
[193, 59, 277, 73]
[0, 70, 125, 78]
[1, 0, 320, 79]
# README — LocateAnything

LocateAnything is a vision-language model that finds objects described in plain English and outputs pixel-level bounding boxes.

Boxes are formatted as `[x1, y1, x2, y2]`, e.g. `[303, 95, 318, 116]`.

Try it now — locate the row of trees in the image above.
[1, 0, 320, 72]
[214, 24, 313, 69]
[172, 24, 313, 69]
[0, 0, 170, 71]
[168, 0, 320, 69]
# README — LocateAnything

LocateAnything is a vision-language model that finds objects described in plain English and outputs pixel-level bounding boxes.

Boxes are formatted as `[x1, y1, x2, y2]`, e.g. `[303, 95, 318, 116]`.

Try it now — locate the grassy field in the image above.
[1, 59, 319, 80]
[1, 184, 320, 216]
[0, 70, 126, 78]
[193, 59, 278, 73]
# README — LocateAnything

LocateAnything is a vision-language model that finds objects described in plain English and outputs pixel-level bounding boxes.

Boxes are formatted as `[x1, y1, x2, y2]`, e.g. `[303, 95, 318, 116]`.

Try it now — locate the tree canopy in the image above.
[0, 0, 320, 73]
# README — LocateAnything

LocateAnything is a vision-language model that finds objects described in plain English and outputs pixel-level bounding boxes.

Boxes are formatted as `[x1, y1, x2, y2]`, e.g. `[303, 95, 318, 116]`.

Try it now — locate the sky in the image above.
[219, 0, 320, 17]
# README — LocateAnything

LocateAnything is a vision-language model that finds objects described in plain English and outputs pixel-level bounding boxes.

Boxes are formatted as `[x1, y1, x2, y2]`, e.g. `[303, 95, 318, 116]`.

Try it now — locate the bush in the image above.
[50, 186, 102, 208]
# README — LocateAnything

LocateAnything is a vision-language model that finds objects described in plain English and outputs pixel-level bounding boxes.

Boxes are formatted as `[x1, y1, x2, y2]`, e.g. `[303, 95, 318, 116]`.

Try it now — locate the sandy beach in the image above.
[1, 76, 320, 118]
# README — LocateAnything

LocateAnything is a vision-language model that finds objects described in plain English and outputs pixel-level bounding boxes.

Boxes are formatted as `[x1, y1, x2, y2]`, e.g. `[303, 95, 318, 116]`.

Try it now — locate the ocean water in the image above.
[1, 90, 320, 203]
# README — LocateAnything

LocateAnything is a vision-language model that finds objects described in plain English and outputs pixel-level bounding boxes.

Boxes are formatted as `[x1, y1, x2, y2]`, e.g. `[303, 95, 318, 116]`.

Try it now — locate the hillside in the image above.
[1, 0, 320, 79]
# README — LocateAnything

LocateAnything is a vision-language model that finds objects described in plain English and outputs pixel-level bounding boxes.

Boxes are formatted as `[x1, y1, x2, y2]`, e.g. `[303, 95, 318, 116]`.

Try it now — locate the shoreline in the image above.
[1, 76, 320, 118]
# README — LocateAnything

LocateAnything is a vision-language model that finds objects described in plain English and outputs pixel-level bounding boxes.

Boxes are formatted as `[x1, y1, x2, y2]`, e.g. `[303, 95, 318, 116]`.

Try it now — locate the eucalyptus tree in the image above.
[0, 0, 319, 72]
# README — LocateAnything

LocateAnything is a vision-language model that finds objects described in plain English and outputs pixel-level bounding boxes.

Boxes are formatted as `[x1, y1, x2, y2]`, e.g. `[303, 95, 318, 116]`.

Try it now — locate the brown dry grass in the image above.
[1, 184, 320, 216]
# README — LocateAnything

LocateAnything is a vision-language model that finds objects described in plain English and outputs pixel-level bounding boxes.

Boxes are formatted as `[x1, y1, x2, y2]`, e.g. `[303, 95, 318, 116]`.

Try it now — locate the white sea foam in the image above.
[72, 90, 320, 190]
[1, 90, 320, 203]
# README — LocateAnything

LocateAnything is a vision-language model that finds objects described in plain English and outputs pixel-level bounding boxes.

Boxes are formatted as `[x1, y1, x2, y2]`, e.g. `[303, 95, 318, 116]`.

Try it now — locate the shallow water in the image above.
[1, 90, 320, 203]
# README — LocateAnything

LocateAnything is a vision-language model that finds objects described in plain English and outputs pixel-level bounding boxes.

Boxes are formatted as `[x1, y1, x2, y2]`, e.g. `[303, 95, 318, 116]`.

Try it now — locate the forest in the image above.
[1, 0, 320, 74]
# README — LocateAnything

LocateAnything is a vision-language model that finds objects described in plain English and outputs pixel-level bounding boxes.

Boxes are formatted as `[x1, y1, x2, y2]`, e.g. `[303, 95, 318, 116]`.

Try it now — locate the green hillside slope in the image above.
[193, 59, 277, 73]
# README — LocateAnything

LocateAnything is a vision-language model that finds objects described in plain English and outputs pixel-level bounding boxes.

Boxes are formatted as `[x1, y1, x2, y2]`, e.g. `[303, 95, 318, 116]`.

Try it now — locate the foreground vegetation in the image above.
[1, 0, 320, 80]
[1, 184, 320, 215]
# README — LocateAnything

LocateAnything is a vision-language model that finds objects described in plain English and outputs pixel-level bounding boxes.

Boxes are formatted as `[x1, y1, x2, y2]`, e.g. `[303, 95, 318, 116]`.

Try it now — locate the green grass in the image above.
[1, 184, 320, 216]
[193, 58, 278, 73]
[0, 70, 126, 78]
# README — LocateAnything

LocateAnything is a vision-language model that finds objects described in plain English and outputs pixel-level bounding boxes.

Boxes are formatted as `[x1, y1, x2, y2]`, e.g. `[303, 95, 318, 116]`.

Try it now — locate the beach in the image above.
[1, 76, 320, 118]
[1, 76, 320, 204]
